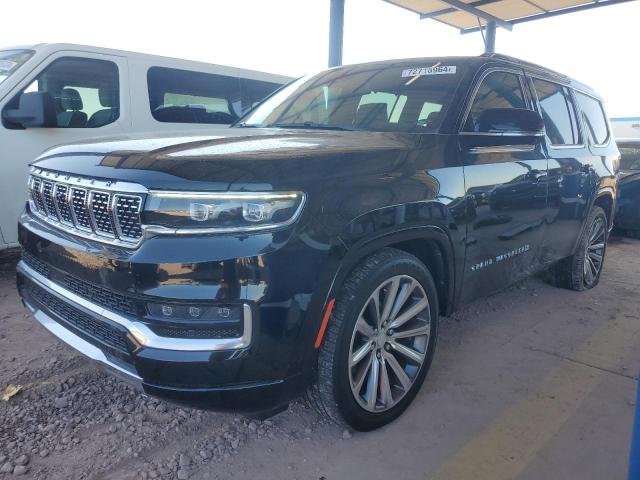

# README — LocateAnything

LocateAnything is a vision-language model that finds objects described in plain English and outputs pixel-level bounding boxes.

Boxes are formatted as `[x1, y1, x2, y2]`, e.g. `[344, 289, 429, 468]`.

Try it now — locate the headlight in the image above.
[143, 191, 305, 232]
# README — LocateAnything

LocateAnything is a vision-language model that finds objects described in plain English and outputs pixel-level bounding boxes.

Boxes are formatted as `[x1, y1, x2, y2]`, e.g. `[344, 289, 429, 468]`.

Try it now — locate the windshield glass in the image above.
[239, 61, 466, 133]
[620, 146, 640, 171]
[0, 49, 34, 85]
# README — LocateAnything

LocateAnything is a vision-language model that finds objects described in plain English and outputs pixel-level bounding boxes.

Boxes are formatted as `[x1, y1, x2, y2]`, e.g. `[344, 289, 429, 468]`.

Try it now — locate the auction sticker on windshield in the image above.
[402, 66, 456, 77]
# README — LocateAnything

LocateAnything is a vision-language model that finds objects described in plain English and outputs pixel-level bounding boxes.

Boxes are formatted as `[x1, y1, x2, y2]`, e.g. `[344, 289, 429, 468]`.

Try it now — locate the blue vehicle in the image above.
[614, 139, 640, 237]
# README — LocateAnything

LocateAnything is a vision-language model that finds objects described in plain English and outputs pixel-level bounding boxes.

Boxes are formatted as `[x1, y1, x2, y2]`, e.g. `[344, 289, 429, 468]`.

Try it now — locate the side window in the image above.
[575, 92, 609, 145]
[619, 147, 640, 171]
[464, 71, 526, 131]
[532, 78, 580, 146]
[3, 57, 119, 129]
[148, 67, 242, 124]
[240, 78, 283, 114]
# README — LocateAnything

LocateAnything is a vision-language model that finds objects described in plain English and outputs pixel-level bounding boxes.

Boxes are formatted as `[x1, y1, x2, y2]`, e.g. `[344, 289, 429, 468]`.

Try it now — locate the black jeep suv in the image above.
[17, 54, 618, 431]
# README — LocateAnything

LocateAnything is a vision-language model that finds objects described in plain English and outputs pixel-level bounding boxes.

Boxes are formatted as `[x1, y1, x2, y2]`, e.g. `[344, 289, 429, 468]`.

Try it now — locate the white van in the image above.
[0, 43, 291, 251]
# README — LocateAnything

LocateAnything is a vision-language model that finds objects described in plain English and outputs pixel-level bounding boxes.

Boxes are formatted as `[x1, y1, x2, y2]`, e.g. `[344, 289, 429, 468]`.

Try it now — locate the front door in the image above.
[459, 69, 549, 302]
[0, 52, 129, 248]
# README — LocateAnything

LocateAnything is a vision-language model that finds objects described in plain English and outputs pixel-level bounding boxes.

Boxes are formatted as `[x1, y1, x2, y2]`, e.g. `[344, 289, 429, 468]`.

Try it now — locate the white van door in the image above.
[0, 51, 129, 249]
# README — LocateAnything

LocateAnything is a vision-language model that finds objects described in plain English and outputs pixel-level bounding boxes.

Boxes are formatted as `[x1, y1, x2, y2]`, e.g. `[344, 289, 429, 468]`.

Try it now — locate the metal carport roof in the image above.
[328, 0, 637, 66]
[383, 0, 636, 32]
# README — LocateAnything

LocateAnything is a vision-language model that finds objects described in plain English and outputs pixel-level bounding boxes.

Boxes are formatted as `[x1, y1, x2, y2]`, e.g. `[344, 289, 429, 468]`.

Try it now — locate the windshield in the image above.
[239, 61, 466, 133]
[620, 146, 640, 171]
[0, 49, 34, 85]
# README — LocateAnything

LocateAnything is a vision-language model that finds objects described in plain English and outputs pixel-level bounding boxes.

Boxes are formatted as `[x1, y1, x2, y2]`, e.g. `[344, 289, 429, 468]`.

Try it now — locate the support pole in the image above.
[328, 0, 345, 68]
[484, 21, 496, 54]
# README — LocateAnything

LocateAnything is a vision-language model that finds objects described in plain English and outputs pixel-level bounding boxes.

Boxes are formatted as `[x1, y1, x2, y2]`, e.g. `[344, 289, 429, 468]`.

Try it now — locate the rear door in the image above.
[528, 76, 591, 262]
[459, 68, 549, 302]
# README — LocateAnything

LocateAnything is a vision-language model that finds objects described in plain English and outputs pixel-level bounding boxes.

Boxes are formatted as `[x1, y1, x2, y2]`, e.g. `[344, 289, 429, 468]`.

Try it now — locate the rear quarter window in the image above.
[575, 92, 610, 145]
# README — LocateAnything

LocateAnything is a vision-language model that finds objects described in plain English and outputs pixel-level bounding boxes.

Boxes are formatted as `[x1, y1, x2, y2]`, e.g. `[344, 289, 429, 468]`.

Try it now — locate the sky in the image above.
[1, 0, 638, 117]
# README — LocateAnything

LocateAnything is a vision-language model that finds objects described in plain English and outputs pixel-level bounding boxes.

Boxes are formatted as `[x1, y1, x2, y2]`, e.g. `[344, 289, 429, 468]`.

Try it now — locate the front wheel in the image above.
[309, 248, 439, 431]
[552, 205, 608, 291]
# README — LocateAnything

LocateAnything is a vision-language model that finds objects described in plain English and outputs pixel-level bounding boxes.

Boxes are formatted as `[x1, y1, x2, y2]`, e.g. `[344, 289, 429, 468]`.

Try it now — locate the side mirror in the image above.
[2, 92, 57, 128]
[476, 108, 545, 136]
[460, 108, 545, 153]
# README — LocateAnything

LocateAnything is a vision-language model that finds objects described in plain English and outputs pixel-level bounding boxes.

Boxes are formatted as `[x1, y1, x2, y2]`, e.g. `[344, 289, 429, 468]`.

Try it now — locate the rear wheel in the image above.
[309, 248, 439, 431]
[552, 206, 608, 291]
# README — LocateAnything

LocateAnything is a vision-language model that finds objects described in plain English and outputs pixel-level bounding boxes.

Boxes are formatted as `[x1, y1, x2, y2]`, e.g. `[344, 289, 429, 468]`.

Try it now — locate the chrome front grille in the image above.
[28, 168, 146, 247]
[30, 177, 46, 212]
[90, 191, 115, 235]
[54, 184, 73, 224]
[115, 196, 143, 239]
[71, 188, 91, 230]
[42, 181, 56, 218]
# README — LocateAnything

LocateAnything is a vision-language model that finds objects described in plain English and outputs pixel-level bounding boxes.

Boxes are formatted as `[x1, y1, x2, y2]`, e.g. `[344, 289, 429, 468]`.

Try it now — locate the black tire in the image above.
[551, 206, 608, 291]
[308, 248, 439, 431]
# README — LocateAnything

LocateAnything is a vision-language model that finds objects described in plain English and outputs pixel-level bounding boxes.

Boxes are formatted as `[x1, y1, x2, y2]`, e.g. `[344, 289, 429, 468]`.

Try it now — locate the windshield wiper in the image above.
[266, 122, 357, 131]
[234, 122, 262, 128]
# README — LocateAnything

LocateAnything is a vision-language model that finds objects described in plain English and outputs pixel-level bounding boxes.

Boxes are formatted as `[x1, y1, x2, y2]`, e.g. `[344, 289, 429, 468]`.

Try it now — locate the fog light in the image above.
[147, 303, 243, 323]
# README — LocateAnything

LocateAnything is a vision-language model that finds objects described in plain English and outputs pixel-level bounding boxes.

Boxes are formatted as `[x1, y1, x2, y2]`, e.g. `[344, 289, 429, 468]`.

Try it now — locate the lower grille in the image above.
[63, 275, 138, 317]
[24, 280, 131, 355]
[150, 324, 243, 339]
[22, 251, 50, 278]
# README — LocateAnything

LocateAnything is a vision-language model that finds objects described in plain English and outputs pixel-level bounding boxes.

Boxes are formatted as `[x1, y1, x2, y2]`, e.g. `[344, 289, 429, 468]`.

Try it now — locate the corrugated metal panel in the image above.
[385, 0, 632, 30]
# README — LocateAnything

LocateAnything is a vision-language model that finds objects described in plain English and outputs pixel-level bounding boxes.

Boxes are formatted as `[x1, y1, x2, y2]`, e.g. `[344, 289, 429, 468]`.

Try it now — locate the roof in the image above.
[384, 0, 636, 32]
[0, 43, 293, 83]
[331, 53, 596, 94]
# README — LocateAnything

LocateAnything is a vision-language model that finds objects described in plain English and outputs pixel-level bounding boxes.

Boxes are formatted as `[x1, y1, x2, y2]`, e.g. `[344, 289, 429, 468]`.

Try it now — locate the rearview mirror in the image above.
[460, 108, 545, 153]
[2, 92, 57, 128]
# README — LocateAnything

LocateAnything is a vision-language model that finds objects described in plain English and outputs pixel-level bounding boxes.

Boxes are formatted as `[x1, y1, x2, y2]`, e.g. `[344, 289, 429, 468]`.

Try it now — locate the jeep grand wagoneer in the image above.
[17, 54, 618, 430]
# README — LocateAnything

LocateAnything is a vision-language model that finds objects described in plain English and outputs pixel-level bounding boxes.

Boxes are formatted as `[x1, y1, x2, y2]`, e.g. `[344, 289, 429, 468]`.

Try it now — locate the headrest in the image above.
[355, 103, 389, 127]
[59, 88, 83, 111]
[99, 88, 116, 108]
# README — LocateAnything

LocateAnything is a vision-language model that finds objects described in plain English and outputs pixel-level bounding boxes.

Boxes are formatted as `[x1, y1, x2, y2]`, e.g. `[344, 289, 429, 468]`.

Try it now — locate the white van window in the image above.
[3, 57, 119, 129]
[0, 49, 34, 85]
[148, 67, 282, 124]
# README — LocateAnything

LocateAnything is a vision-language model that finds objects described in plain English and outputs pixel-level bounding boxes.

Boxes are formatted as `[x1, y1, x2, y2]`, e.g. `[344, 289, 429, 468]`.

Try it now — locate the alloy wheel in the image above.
[348, 275, 431, 413]
[584, 216, 606, 286]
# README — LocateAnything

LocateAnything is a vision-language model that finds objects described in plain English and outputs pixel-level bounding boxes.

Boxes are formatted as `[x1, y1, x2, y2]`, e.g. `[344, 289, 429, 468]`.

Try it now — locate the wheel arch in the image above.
[592, 189, 615, 230]
[323, 225, 457, 329]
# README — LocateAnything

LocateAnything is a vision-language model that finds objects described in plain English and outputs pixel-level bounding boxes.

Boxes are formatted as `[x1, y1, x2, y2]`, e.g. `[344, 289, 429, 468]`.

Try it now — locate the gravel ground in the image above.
[1, 236, 638, 480]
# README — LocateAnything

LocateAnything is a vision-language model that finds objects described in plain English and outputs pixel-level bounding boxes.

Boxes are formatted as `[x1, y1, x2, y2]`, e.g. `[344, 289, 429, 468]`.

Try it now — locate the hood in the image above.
[32, 128, 430, 192]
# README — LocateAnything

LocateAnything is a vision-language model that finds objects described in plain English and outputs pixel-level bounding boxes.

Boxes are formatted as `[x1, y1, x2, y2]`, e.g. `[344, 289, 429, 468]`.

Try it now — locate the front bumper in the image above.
[16, 207, 335, 412]
[18, 261, 296, 411]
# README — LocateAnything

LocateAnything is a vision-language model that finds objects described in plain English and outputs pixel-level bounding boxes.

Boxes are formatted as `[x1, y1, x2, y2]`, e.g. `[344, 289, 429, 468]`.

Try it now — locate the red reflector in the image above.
[314, 299, 336, 349]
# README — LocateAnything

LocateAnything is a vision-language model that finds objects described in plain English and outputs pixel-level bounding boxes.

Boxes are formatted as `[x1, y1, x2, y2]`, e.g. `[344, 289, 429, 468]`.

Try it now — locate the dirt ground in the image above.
[1, 236, 639, 480]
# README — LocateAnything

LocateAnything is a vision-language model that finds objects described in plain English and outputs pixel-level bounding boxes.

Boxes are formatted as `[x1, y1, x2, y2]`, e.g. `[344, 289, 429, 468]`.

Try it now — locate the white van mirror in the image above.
[3, 92, 57, 128]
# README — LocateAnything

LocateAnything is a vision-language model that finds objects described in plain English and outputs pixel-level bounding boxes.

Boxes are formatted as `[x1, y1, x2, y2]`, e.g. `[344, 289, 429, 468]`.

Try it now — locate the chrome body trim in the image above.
[18, 261, 253, 352]
[30, 167, 149, 194]
[468, 144, 536, 154]
[25, 301, 143, 382]
[459, 131, 544, 137]
[144, 192, 307, 236]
